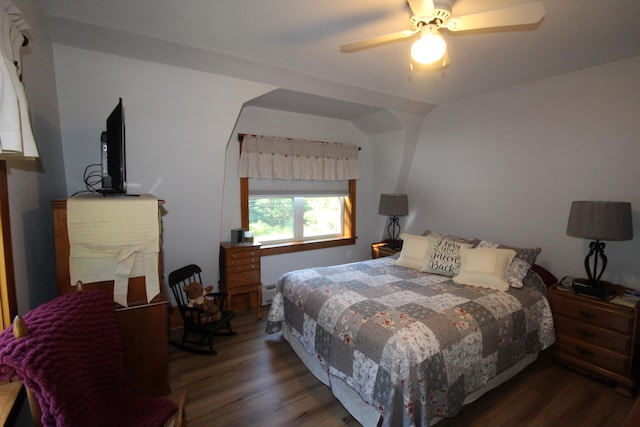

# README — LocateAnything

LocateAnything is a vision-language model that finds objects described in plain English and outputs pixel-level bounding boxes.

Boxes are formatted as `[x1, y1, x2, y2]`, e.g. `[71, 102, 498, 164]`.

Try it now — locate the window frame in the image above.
[239, 136, 356, 257]
[241, 177, 356, 256]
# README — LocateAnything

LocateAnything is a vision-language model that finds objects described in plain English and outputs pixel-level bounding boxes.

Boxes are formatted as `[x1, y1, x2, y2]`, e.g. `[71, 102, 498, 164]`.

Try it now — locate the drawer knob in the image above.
[578, 310, 596, 320]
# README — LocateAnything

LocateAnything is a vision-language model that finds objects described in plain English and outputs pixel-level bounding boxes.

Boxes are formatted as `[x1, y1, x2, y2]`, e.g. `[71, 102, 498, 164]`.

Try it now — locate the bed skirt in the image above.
[282, 323, 538, 426]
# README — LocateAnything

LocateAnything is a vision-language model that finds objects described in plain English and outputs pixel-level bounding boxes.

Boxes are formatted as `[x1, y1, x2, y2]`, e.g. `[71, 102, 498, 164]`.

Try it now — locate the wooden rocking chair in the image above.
[168, 264, 237, 355]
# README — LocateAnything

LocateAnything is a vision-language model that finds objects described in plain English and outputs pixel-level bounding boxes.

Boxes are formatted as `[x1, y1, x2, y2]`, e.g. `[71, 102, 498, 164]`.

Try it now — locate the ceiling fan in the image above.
[341, 0, 545, 67]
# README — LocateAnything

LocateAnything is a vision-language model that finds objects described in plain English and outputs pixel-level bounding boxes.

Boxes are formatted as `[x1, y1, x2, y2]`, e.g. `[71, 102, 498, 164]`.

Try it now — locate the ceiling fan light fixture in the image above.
[411, 25, 446, 65]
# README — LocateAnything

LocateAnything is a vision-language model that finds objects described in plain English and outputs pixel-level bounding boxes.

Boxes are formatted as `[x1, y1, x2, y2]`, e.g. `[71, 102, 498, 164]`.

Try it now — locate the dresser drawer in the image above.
[226, 255, 260, 269]
[226, 270, 260, 288]
[226, 247, 260, 260]
[552, 296, 633, 334]
[226, 261, 260, 275]
[555, 315, 631, 355]
[556, 337, 630, 376]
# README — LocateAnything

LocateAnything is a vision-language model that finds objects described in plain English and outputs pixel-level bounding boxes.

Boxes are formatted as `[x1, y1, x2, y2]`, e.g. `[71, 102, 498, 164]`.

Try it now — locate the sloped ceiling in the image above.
[40, 0, 640, 125]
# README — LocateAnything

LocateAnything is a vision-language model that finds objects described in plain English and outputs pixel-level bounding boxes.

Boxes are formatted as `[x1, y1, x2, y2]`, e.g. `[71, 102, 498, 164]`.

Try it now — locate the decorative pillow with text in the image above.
[421, 236, 472, 277]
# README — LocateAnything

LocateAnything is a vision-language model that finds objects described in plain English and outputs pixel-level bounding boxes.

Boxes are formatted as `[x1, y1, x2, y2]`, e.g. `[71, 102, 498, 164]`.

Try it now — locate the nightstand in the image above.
[548, 283, 640, 396]
[371, 240, 402, 259]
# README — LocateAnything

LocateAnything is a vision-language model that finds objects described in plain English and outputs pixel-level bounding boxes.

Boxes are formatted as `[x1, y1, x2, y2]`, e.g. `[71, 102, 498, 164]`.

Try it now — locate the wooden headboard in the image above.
[531, 264, 558, 289]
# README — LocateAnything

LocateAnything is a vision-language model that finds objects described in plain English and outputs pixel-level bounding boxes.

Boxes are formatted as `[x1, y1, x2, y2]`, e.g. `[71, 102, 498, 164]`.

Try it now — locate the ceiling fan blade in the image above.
[341, 29, 418, 53]
[444, 2, 545, 32]
[407, 0, 435, 18]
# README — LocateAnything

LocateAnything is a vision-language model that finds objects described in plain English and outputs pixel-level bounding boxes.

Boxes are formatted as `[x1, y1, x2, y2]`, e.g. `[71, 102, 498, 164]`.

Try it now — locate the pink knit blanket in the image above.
[0, 290, 176, 427]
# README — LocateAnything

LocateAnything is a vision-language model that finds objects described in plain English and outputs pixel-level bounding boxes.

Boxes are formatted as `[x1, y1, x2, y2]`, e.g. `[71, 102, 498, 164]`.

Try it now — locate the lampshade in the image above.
[411, 25, 446, 65]
[567, 201, 633, 241]
[378, 194, 408, 217]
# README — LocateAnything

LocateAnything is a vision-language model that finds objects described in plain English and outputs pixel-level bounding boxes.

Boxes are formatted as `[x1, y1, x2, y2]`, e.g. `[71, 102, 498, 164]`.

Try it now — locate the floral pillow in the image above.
[476, 240, 541, 288]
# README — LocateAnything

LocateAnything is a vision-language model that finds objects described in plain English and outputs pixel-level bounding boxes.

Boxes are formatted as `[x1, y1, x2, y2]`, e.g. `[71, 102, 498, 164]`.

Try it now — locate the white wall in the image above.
[367, 129, 407, 240]
[8, 0, 68, 312]
[51, 46, 413, 292]
[52, 45, 274, 286]
[405, 56, 640, 288]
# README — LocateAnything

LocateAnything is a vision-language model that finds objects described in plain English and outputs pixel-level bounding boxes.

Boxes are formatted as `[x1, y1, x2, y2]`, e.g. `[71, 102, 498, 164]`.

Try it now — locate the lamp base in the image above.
[386, 216, 401, 242]
[584, 240, 607, 284]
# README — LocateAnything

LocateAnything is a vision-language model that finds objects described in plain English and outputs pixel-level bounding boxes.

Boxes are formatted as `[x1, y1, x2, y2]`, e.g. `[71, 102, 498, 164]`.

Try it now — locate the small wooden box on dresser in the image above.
[219, 242, 262, 319]
[549, 283, 640, 396]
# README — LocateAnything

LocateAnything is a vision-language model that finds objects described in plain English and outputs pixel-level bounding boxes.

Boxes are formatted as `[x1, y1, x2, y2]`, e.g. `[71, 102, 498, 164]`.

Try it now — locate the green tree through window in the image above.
[249, 196, 343, 244]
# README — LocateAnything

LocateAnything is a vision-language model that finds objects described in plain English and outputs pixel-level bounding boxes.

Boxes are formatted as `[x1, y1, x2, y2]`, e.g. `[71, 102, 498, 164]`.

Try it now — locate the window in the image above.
[241, 178, 356, 256]
[249, 195, 344, 244]
[238, 134, 358, 256]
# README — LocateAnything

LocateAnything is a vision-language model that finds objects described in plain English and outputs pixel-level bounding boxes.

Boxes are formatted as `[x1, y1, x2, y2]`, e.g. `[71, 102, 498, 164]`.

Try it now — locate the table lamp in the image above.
[566, 201, 633, 286]
[378, 193, 408, 248]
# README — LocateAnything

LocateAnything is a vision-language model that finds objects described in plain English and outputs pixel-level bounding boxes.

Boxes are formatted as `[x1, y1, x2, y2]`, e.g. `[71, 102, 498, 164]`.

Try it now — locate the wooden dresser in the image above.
[219, 242, 262, 319]
[549, 284, 640, 396]
[51, 197, 170, 397]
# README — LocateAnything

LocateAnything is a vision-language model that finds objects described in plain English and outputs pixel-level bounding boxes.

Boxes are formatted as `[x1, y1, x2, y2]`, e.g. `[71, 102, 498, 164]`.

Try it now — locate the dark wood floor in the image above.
[168, 308, 636, 427]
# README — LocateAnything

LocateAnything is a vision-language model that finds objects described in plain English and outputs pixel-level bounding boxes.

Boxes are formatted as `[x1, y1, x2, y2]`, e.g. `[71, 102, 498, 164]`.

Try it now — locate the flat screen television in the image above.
[98, 98, 127, 194]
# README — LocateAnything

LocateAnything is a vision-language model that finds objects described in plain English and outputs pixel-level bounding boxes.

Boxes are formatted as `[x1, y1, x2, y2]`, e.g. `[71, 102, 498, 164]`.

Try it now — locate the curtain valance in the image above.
[0, 0, 38, 158]
[239, 135, 359, 181]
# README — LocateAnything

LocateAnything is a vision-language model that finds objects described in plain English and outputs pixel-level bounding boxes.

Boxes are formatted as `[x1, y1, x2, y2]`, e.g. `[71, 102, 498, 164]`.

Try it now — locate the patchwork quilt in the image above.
[266, 256, 555, 427]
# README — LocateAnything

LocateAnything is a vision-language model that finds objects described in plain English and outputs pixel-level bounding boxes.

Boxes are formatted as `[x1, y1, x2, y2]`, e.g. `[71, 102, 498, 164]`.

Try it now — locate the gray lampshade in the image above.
[378, 193, 408, 217]
[567, 201, 633, 241]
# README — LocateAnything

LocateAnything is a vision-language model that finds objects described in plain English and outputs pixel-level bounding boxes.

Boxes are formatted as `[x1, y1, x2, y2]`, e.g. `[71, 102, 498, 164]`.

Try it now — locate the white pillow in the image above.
[452, 247, 516, 291]
[394, 233, 430, 270]
[420, 236, 472, 277]
[476, 240, 541, 288]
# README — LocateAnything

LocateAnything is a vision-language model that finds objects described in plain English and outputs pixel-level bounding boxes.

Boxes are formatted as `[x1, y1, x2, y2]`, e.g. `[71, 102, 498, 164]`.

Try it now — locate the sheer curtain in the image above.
[239, 135, 359, 181]
[0, 0, 38, 158]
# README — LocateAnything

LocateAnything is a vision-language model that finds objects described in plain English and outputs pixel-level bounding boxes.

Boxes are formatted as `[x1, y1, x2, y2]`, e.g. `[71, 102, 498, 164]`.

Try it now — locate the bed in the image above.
[266, 231, 556, 426]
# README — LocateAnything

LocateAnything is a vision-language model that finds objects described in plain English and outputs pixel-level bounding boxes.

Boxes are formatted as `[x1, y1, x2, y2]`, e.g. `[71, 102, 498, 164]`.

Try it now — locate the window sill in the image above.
[259, 237, 356, 257]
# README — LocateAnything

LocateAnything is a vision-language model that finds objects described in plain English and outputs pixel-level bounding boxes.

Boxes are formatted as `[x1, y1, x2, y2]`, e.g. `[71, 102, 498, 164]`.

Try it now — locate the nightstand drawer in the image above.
[551, 296, 633, 335]
[555, 315, 631, 355]
[556, 337, 630, 376]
